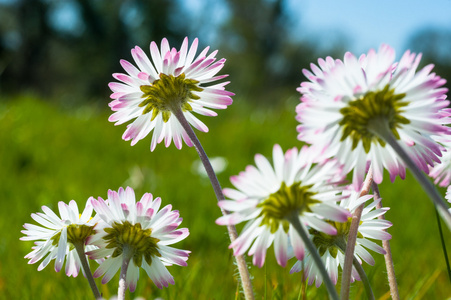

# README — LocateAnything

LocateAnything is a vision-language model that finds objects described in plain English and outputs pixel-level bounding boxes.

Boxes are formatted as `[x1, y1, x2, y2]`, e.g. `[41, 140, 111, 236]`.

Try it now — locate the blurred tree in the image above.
[0, 0, 349, 107]
[407, 28, 451, 94]
[0, 0, 53, 94]
[0, 0, 188, 105]
[218, 0, 347, 105]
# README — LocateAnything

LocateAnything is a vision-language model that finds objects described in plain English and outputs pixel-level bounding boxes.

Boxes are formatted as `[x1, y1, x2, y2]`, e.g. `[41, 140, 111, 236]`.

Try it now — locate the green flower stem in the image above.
[371, 121, 451, 283]
[297, 260, 307, 300]
[171, 106, 255, 300]
[341, 165, 373, 300]
[368, 118, 451, 230]
[435, 208, 451, 283]
[286, 212, 339, 300]
[118, 245, 133, 300]
[73, 241, 102, 299]
[372, 182, 400, 300]
[336, 241, 375, 300]
[351, 258, 375, 300]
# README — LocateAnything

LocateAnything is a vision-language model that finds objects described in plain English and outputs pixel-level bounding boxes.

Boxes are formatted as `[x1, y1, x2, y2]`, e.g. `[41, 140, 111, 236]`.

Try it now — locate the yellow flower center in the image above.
[339, 85, 409, 153]
[257, 182, 319, 234]
[103, 221, 161, 267]
[310, 217, 363, 258]
[139, 73, 203, 122]
[51, 224, 96, 246]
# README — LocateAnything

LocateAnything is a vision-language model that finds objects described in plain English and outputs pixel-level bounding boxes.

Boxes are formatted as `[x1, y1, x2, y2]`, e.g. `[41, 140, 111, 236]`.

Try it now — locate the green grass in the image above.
[0, 95, 450, 299]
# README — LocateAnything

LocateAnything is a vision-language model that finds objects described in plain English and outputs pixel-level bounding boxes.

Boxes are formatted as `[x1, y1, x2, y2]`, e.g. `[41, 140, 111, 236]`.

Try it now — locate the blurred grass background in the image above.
[1, 0, 451, 299]
[0, 95, 450, 299]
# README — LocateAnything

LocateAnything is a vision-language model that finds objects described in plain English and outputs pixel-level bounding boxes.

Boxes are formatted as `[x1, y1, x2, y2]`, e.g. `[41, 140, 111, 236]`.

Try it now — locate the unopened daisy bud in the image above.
[20, 200, 98, 277]
[88, 187, 190, 291]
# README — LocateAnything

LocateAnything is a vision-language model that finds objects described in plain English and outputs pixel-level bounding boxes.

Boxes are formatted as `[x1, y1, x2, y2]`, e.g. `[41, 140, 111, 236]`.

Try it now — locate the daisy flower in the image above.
[446, 185, 451, 203]
[20, 200, 98, 277]
[446, 186, 451, 214]
[429, 138, 451, 187]
[296, 44, 450, 190]
[215, 144, 351, 268]
[290, 189, 392, 287]
[88, 187, 190, 291]
[108, 37, 234, 151]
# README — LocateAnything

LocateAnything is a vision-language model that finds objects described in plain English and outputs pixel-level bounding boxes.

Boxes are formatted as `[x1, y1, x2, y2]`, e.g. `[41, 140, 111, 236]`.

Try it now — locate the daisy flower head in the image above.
[429, 138, 451, 187]
[88, 187, 190, 291]
[296, 44, 450, 190]
[446, 185, 451, 203]
[216, 144, 351, 268]
[21, 200, 98, 277]
[108, 37, 234, 151]
[290, 189, 392, 287]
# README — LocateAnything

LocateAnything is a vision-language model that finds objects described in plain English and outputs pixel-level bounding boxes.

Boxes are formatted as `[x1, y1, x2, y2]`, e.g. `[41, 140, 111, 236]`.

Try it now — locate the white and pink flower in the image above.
[296, 44, 450, 190]
[216, 144, 350, 268]
[88, 187, 190, 291]
[108, 37, 233, 151]
[21, 200, 98, 277]
[291, 189, 392, 287]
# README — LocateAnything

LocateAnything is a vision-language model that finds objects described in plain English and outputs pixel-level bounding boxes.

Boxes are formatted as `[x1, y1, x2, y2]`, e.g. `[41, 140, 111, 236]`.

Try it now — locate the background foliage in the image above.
[1, 0, 451, 299]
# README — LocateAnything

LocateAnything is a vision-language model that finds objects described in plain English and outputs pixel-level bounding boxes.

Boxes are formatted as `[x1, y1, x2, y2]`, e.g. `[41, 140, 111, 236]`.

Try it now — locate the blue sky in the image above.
[287, 0, 451, 56]
[4, 0, 450, 59]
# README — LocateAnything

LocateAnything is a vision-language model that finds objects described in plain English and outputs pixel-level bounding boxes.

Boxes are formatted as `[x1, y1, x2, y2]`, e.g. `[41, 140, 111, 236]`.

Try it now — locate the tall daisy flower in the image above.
[296, 44, 450, 190]
[88, 187, 190, 292]
[290, 189, 392, 287]
[21, 200, 98, 277]
[215, 144, 351, 268]
[108, 37, 234, 151]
